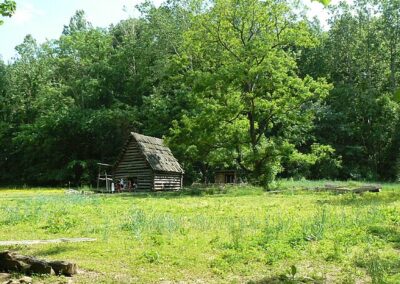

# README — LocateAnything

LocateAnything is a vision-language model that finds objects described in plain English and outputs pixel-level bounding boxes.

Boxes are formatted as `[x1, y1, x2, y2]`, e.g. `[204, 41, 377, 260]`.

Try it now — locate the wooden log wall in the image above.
[153, 173, 182, 191]
[113, 140, 154, 191]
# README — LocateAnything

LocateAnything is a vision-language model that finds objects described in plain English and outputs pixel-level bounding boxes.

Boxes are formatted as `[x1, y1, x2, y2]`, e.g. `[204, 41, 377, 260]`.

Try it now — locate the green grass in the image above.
[0, 181, 399, 283]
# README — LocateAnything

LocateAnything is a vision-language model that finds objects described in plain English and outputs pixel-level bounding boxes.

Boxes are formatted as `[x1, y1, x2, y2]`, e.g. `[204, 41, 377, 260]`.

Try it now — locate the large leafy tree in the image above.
[168, 0, 330, 185]
[0, 11, 138, 185]
[113, 0, 195, 136]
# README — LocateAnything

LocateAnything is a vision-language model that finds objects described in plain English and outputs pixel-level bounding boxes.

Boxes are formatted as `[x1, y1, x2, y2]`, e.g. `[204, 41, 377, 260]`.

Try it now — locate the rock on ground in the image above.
[0, 251, 77, 276]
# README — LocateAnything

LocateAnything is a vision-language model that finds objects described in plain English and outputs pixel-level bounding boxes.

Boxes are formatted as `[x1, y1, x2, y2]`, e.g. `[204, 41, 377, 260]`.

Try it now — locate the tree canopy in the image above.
[0, 0, 399, 186]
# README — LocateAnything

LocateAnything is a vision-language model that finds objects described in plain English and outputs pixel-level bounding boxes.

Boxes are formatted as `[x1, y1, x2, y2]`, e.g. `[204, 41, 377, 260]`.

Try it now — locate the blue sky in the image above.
[0, 0, 343, 62]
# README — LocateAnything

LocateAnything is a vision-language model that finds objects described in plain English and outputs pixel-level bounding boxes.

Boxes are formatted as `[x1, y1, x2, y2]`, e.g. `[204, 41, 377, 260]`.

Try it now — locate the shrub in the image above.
[44, 209, 77, 233]
[281, 143, 341, 180]
[310, 144, 342, 179]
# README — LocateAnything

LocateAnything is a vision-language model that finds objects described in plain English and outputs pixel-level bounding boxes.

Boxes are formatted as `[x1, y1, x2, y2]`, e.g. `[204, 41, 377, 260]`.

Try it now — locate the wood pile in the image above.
[0, 251, 77, 276]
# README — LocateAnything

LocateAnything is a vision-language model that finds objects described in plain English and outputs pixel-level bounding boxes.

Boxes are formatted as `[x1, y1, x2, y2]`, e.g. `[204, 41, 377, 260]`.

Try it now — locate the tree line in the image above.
[0, 0, 399, 187]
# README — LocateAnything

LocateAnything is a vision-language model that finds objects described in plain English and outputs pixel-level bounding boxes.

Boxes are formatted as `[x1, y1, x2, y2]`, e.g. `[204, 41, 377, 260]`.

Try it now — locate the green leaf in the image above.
[312, 0, 331, 6]
[394, 88, 400, 103]
[290, 265, 297, 277]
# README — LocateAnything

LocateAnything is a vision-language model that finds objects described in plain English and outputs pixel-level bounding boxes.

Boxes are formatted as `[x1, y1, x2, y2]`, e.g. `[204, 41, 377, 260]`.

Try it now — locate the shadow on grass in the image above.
[103, 186, 265, 199]
[368, 225, 400, 244]
[35, 245, 78, 256]
[320, 192, 399, 207]
[248, 275, 322, 284]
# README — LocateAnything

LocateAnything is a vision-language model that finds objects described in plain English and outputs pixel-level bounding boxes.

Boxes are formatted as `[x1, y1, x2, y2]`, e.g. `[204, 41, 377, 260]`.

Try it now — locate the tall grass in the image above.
[0, 184, 399, 283]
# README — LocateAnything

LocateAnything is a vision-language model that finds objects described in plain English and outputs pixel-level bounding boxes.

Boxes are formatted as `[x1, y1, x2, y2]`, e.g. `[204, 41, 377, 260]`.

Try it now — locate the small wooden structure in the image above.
[215, 170, 237, 184]
[96, 163, 113, 193]
[113, 132, 184, 191]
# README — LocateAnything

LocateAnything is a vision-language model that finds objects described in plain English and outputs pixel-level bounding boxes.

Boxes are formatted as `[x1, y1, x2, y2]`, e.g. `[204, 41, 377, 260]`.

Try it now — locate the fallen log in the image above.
[308, 184, 382, 194]
[353, 185, 381, 194]
[0, 251, 77, 276]
[324, 184, 342, 189]
[0, 238, 96, 246]
[266, 190, 281, 194]
[313, 185, 352, 194]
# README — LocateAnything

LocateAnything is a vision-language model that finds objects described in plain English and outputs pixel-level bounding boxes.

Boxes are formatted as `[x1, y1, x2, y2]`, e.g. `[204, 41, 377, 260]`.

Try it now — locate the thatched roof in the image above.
[130, 132, 184, 173]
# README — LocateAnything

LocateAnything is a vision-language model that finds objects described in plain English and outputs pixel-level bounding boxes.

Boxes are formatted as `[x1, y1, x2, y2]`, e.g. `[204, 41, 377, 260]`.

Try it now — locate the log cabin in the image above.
[113, 132, 184, 191]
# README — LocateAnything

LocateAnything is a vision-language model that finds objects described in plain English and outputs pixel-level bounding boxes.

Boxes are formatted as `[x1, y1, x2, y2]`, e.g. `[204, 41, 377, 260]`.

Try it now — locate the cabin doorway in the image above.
[225, 173, 235, 184]
[128, 177, 138, 191]
[215, 170, 237, 184]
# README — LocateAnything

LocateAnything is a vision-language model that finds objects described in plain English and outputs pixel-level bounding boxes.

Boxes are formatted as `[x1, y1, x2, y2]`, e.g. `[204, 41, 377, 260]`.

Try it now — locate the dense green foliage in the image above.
[0, 0, 15, 25]
[0, 0, 399, 186]
[0, 184, 399, 283]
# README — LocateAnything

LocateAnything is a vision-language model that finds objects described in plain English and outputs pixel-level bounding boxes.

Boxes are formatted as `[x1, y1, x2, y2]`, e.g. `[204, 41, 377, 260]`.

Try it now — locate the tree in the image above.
[110, 0, 194, 137]
[168, 0, 330, 185]
[62, 10, 92, 35]
[0, 0, 15, 25]
[302, 0, 400, 180]
[0, 12, 138, 185]
[379, 0, 400, 93]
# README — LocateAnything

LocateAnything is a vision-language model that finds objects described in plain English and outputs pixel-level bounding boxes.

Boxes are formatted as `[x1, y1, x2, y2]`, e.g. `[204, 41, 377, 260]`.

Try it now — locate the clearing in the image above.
[0, 180, 399, 283]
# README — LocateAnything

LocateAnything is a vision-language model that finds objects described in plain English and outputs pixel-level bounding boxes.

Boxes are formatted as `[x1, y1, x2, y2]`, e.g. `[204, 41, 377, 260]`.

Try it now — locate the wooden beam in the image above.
[0, 238, 96, 246]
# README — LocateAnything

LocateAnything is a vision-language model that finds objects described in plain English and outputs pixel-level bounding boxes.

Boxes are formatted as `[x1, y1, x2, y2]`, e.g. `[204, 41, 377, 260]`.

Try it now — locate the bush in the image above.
[282, 143, 342, 180]
[44, 209, 77, 234]
[310, 144, 342, 179]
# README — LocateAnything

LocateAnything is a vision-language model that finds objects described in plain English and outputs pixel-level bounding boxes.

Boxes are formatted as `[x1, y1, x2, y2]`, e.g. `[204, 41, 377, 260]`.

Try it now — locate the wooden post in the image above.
[180, 174, 183, 189]
[96, 166, 100, 192]
[105, 172, 108, 193]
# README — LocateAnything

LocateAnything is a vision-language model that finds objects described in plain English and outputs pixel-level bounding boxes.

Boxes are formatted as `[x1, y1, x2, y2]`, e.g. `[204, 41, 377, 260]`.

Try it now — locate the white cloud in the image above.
[82, 0, 163, 28]
[11, 3, 45, 25]
[303, 0, 354, 29]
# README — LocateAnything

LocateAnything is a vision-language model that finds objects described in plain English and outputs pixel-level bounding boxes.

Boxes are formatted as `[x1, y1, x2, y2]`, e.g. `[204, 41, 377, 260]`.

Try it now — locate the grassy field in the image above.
[0, 180, 399, 283]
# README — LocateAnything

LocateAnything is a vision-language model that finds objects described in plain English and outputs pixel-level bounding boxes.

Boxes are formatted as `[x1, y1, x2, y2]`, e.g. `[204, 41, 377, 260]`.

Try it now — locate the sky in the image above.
[0, 0, 343, 62]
